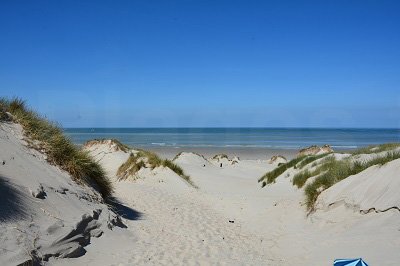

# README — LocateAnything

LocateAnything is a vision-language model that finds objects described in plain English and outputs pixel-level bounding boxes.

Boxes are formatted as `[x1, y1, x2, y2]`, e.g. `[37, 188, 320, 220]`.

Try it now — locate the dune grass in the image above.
[351, 143, 400, 155]
[107, 138, 131, 152]
[0, 97, 113, 198]
[305, 151, 400, 211]
[84, 138, 131, 152]
[297, 153, 331, 169]
[172, 151, 208, 161]
[292, 156, 335, 188]
[212, 154, 229, 160]
[117, 150, 195, 187]
[258, 156, 306, 187]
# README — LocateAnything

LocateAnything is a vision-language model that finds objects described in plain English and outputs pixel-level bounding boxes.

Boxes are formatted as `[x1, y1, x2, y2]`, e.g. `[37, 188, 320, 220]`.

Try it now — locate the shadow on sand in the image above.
[106, 197, 142, 221]
[0, 175, 28, 222]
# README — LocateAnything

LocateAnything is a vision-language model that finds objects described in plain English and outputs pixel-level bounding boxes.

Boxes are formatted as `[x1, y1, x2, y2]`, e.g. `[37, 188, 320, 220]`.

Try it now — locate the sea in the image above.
[64, 128, 400, 150]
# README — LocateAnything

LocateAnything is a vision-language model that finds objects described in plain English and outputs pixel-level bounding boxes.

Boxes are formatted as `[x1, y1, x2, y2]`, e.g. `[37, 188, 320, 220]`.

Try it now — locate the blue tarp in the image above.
[334, 258, 369, 266]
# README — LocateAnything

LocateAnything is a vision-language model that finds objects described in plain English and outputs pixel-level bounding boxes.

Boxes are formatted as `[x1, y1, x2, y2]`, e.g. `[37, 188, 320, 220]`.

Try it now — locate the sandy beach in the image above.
[2, 112, 399, 265]
[2, 1, 400, 265]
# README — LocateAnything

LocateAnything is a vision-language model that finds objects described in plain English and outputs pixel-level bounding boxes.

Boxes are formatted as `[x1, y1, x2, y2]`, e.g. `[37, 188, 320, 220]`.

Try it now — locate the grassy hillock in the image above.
[304, 150, 400, 211]
[350, 143, 400, 155]
[259, 143, 400, 212]
[0, 98, 113, 198]
[117, 149, 195, 187]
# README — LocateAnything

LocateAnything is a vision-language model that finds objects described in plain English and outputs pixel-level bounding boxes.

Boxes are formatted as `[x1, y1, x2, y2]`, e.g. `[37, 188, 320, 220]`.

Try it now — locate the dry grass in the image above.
[0, 97, 113, 198]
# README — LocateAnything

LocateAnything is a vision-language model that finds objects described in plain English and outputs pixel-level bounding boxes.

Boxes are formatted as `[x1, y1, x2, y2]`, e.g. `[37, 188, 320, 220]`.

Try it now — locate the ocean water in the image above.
[64, 128, 400, 150]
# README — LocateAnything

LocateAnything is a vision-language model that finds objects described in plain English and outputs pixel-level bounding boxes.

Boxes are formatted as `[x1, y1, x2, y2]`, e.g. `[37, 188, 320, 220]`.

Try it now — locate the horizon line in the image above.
[63, 126, 400, 130]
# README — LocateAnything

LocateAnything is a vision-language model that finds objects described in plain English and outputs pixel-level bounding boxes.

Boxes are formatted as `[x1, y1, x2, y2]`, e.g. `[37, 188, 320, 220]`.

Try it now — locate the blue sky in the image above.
[1, 0, 399, 127]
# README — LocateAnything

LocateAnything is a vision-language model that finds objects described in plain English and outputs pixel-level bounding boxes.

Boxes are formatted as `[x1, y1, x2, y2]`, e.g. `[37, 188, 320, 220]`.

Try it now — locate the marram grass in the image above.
[305, 151, 400, 212]
[0, 97, 113, 198]
[258, 156, 306, 186]
[117, 150, 195, 187]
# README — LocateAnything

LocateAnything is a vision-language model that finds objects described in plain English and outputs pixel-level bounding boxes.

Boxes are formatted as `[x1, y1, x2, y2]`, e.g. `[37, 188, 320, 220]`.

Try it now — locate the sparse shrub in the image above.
[0, 97, 113, 198]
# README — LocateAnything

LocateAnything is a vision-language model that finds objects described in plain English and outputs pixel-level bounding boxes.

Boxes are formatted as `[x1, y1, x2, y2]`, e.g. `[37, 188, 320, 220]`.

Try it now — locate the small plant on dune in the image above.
[305, 151, 400, 212]
[106, 138, 131, 152]
[172, 151, 208, 161]
[117, 153, 145, 179]
[212, 154, 229, 160]
[161, 159, 194, 186]
[351, 143, 400, 155]
[84, 138, 131, 152]
[0, 97, 113, 198]
[117, 149, 195, 187]
[258, 156, 306, 185]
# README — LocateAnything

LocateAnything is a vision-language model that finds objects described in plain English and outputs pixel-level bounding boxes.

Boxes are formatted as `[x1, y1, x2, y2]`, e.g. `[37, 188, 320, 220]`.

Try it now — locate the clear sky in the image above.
[1, 0, 399, 128]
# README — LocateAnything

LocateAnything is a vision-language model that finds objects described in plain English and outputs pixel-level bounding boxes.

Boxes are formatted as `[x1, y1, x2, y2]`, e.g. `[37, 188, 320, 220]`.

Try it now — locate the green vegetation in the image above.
[84, 138, 130, 152]
[297, 153, 331, 169]
[172, 151, 208, 161]
[117, 150, 195, 187]
[305, 151, 400, 211]
[258, 156, 306, 186]
[0, 97, 113, 198]
[212, 154, 229, 160]
[292, 156, 335, 188]
[351, 143, 400, 155]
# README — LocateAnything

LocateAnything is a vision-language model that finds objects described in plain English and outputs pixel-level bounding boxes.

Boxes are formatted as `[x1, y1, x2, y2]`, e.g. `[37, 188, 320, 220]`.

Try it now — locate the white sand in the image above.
[1, 127, 399, 265]
[0, 123, 126, 265]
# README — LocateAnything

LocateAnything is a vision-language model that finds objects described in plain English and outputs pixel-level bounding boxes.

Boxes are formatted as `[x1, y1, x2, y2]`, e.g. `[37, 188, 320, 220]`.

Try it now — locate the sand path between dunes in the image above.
[53, 150, 400, 265]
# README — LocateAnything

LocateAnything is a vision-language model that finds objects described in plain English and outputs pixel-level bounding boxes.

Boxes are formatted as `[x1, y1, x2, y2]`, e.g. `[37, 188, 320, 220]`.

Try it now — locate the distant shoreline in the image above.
[65, 127, 399, 159]
[145, 146, 299, 160]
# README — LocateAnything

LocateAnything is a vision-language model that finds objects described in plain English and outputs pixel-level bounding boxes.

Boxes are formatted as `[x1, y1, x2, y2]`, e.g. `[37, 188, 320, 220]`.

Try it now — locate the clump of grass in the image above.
[108, 138, 131, 152]
[84, 138, 131, 152]
[0, 97, 113, 198]
[117, 153, 145, 178]
[293, 156, 336, 188]
[212, 154, 229, 160]
[161, 159, 194, 185]
[259, 156, 306, 185]
[305, 151, 400, 211]
[172, 151, 208, 161]
[297, 153, 331, 169]
[117, 150, 195, 187]
[351, 143, 400, 155]
[0, 98, 9, 120]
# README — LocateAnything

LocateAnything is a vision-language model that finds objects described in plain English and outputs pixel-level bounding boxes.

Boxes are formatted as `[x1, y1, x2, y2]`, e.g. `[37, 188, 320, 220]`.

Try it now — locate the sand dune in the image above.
[1, 122, 400, 265]
[0, 123, 127, 265]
